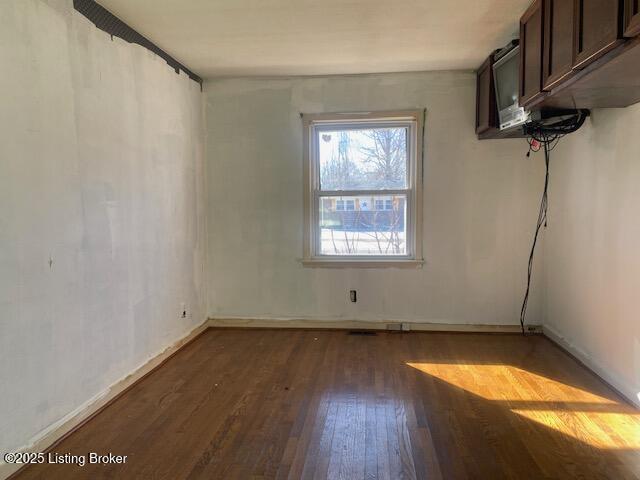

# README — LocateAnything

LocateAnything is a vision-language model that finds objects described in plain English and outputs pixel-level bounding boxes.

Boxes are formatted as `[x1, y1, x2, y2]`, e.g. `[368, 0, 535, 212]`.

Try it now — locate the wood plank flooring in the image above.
[13, 329, 640, 479]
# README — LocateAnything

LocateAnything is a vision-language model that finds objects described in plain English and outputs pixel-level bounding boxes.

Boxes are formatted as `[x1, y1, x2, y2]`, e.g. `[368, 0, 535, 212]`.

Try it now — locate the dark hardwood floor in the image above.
[13, 329, 640, 479]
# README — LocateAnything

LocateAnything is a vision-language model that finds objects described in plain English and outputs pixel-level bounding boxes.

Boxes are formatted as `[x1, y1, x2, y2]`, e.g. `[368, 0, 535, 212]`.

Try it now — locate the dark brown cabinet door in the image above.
[476, 55, 498, 135]
[573, 0, 624, 69]
[520, 0, 545, 105]
[625, 0, 640, 36]
[543, 0, 576, 89]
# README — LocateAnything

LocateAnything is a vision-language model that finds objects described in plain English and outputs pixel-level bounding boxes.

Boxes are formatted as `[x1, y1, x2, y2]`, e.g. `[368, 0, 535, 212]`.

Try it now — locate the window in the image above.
[336, 199, 355, 211]
[302, 111, 423, 266]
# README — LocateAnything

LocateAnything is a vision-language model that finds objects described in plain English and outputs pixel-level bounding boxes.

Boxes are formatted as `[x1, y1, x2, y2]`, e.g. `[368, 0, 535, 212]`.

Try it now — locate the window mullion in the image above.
[316, 189, 411, 197]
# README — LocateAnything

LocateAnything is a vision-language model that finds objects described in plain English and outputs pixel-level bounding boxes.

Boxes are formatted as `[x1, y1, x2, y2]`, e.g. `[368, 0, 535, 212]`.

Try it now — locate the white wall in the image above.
[205, 72, 545, 325]
[544, 104, 640, 406]
[0, 0, 207, 455]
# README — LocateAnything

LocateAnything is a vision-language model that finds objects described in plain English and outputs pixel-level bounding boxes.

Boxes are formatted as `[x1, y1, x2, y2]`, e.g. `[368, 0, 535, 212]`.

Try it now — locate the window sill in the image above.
[300, 258, 424, 269]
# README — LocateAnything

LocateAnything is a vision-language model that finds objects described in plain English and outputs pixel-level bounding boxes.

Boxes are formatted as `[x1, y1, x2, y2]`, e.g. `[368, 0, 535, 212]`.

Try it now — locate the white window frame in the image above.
[302, 110, 424, 268]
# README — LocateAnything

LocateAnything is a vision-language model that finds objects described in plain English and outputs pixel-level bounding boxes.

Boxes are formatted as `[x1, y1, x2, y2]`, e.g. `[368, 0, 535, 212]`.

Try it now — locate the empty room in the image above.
[2, 0, 640, 478]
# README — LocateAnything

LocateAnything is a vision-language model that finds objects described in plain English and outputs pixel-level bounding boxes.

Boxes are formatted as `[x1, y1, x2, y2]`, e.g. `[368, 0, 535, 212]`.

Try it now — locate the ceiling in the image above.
[98, 0, 530, 79]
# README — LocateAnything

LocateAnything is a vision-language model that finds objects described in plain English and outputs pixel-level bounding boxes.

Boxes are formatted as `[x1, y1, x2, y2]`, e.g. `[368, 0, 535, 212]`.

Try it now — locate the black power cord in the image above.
[520, 137, 550, 335]
[519, 110, 589, 334]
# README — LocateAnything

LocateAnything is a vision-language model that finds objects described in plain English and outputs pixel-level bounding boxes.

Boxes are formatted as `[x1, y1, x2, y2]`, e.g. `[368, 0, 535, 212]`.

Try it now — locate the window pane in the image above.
[319, 195, 407, 256]
[318, 127, 407, 190]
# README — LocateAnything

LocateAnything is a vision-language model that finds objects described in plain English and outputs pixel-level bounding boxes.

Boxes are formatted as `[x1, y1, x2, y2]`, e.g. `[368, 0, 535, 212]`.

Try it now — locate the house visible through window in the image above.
[302, 111, 423, 264]
[336, 199, 355, 211]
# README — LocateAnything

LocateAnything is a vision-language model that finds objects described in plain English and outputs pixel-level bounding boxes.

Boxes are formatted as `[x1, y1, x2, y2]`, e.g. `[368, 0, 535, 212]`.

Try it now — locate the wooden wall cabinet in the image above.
[573, 0, 625, 69]
[625, 0, 640, 36]
[480, 0, 640, 134]
[543, 0, 576, 89]
[475, 55, 498, 136]
[520, 0, 545, 105]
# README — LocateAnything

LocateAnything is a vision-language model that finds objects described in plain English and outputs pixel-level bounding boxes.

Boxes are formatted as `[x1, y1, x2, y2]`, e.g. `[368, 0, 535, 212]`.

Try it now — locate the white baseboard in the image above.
[0, 320, 209, 480]
[208, 317, 539, 334]
[543, 324, 640, 409]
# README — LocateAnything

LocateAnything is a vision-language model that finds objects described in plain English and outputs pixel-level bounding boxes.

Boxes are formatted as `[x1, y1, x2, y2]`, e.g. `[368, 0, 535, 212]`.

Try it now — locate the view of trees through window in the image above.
[318, 127, 407, 190]
[317, 127, 409, 255]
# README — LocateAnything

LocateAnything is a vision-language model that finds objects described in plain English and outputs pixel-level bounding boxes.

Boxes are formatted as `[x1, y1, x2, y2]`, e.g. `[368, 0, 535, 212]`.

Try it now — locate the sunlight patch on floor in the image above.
[406, 362, 640, 450]
[406, 362, 617, 403]
[512, 409, 640, 449]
